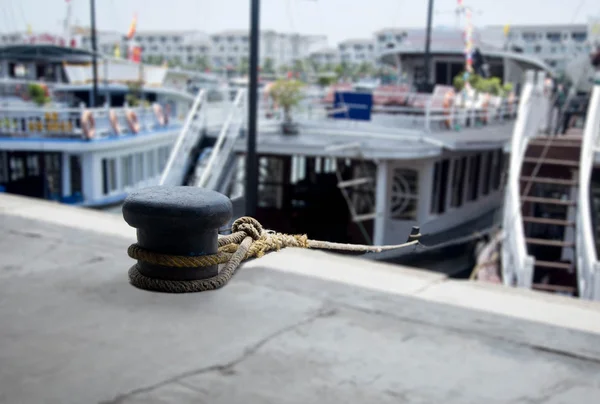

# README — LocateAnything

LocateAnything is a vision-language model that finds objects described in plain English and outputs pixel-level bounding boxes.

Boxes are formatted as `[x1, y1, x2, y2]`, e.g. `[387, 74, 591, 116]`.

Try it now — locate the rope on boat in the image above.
[127, 216, 419, 293]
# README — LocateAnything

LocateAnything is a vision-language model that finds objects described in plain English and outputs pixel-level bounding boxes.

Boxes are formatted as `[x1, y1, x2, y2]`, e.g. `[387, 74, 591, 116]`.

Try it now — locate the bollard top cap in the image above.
[123, 186, 232, 231]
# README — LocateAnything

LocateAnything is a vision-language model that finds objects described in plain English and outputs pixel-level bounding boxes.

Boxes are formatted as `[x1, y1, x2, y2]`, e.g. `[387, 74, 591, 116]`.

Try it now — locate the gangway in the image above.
[159, 88, 207, 186]
[193, 89, 247, 194]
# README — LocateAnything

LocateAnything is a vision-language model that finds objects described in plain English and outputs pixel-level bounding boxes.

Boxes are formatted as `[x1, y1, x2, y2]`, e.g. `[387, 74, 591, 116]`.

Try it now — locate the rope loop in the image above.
[231, 216, 263, 240]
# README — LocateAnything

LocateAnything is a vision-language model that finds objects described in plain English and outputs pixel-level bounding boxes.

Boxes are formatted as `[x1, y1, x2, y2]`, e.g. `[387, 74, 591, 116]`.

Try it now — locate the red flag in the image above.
[129, 45, 142, 63]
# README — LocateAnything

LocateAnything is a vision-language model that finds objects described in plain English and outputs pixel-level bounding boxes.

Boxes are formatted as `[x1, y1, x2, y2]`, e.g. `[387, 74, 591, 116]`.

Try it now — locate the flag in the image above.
[114, 43, 121, 58]
[26, 24, 32, 35]
[503, 24, 510, 37]
[126, 14, 138, 40]
[129, 45, 142, 63]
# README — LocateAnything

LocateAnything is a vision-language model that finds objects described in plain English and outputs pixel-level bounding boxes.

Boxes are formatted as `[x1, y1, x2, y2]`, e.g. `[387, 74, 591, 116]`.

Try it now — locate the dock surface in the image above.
[1, 194, 600, 404]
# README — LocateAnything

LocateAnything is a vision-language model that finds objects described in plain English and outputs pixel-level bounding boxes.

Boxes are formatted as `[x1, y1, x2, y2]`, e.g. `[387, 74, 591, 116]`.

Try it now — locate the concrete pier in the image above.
[1, 193, 600, 403]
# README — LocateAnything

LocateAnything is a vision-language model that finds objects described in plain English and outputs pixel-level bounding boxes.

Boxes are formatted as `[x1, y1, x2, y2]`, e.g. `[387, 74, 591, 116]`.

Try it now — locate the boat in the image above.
[0, 43, 226, 207]
[157, 40, 555, 275]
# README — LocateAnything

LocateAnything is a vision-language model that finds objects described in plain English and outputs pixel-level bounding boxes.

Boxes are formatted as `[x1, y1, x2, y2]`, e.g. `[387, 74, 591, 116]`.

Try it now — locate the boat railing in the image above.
[159, 88, 207, 186]
[576, 73, 600, 300]
[0, 101, 179, 140]
[292, 89, 518, 133]
[195, 88, 247, 190]
[0, 77, 58, 95]
[502, 70, 544, 287]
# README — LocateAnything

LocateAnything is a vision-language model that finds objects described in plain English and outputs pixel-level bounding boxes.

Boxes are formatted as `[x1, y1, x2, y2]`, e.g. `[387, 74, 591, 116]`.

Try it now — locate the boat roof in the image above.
[0, 44, 93, 62]
[233, 120, 514, 159]
[380, 47, 555, 76]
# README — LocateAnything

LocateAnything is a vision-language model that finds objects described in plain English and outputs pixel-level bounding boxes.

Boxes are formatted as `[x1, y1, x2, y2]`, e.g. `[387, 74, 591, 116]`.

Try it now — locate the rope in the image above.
[127, 216, 418, 293]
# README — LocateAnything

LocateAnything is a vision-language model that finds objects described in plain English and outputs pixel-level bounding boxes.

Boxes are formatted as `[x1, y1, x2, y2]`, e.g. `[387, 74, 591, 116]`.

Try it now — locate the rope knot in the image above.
[231, 216, 263, 240]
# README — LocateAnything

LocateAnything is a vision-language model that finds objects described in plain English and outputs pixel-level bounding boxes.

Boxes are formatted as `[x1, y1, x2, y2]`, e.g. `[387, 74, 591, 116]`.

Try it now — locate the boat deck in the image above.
[232, 119, 515, 159]
[1, 194, 600, 404]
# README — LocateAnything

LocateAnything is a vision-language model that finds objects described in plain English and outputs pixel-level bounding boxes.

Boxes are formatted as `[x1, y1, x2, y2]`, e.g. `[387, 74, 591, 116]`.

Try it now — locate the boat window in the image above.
[390, 168, 418, 220]
[467, 154, 481, 202]
[0, 152, 7, 183]
[26, 155, 40, 177]
[450, 157, 466, 208]
[9, 157, 25, 181]
[121, 155, 134, 189]
[482, 151, 494, 196]
[69, 155, 82, 196]
[102, 158, 117, 194]
[258, 157, 284, 209]
[490, 149, 501, 190]
[430, 159, 450, 214]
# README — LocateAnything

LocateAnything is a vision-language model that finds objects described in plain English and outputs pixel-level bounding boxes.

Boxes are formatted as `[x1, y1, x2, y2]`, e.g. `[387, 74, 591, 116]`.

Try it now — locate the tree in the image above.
[292, 59, 305, 74]
[334, 62, 351, 79]
[453, 72, 507, 96]
[268, 79, 304, 123]
[262, 58, 275, 74]
[278, 64, 290, 75]
[195, 56, 211, 71]
[168, 56, 182, 68]
[27, 83, 49, 106]
[357, 61, 375, 76]
[238, 57, 249, 75]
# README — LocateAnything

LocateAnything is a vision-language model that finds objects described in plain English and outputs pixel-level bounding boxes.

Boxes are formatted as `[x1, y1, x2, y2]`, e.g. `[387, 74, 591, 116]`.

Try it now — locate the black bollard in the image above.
[406, 226, 421, 243]
[123, 186, 232, 281]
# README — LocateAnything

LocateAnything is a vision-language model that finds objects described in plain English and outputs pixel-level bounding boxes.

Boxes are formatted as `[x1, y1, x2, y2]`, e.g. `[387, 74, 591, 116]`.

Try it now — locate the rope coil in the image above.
[127, 216, 418, 293]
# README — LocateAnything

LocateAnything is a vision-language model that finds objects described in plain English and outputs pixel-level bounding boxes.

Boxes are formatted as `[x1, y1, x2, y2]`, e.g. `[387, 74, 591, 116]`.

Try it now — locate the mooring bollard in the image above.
[123, 186, 232, 281]
[407, 226, 421, 243]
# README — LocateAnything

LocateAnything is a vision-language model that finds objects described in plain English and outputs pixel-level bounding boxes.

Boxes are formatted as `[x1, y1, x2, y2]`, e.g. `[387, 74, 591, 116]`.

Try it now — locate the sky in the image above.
[1, 0, 599, 45]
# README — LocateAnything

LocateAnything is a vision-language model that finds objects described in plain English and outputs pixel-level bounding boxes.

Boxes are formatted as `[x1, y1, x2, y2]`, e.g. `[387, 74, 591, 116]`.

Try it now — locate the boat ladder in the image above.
[519, 132, 582, 295]
[159, 89, 207, 186]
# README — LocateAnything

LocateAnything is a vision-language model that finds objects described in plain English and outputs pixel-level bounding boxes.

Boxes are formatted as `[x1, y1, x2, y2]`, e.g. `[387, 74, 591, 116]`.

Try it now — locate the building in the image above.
[210, 29, 327, 71]
[308, 48, 339, 69]
[70, 26, 326, 71]
[337, 39, 376, 65]
[74, 27, 212, 68]
[480, 23, 593, 73]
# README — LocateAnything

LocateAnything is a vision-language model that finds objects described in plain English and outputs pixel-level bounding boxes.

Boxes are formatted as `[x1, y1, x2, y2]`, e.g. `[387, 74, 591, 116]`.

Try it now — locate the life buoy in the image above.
[152, 103, 165, 126]
[109, 109, 120, 135]
[81, 110, 95, 140]
[443, 91, 454, 129]
[126, 110, 140, 134]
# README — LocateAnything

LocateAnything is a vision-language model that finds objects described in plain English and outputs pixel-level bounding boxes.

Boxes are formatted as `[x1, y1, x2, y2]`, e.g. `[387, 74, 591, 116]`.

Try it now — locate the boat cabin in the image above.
[377, 29, 555, 92]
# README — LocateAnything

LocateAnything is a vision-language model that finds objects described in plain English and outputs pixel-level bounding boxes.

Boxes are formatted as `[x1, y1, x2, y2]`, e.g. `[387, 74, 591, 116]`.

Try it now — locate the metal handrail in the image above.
[196, 89, 246, 189]
[502, 70, 540, 287]
[159, 88, 206, 186]
[577, 76, 600, 300]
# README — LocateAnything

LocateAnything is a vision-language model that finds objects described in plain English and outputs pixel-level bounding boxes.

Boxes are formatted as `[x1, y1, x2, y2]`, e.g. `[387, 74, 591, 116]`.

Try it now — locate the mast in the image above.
[245, 0, 260, 216]
[90, 0, 99, 107]
[64, 0, 72, 45]
[423, 0, 434, 91]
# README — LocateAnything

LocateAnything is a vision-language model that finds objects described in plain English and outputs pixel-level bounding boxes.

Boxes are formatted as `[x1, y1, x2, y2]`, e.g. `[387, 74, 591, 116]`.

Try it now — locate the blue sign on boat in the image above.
[331, 92, 373, 121]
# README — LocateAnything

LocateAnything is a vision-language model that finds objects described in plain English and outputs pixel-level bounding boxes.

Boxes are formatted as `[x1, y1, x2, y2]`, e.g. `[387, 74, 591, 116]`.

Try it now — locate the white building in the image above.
[308, 48, 339, 68]
[480, 23, 593, 73]
[75, 27, 212, 67]
[337, 39, 376, 65]
[210, 29, 327, 70]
